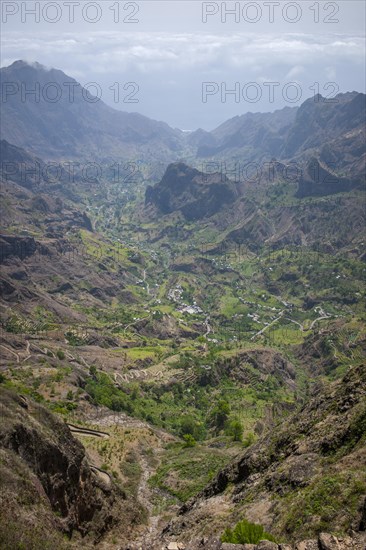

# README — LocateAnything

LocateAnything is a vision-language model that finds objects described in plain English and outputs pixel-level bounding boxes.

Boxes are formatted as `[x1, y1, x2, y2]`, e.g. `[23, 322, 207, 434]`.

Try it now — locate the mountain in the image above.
[0, 60, 365, 550]
[1, 60, 364, 192]
[143, 159, 364, 253]
[163, 364, 366, 547]
[195, 106, 297, 160]
[296, 157, 356, 198]
[193, 92, 366, 191]
[141, 90, 365, 248]
[282, 92, 365, 161]
[0, 138, 90, 197]
[145, 162, 241, 221]
[0, 60, 184, 161]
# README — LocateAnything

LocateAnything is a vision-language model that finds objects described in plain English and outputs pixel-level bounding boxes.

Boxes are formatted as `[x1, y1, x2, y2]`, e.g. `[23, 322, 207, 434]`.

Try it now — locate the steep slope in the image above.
[0, 140, 151, 341]
[145, 162, 241, 221]
[162, 365, 366, 546]
[193, 92, 365, 192]
[143, 162, 364, 252]
[1, 59, 365, 550]
[195, 106, 297, 159]
[0, 388, 120, 548]
[141, 92, 365, 247]
[0, 60, 184, 161]
[296, 157, 358, 197]
[282, 93, 365, 163]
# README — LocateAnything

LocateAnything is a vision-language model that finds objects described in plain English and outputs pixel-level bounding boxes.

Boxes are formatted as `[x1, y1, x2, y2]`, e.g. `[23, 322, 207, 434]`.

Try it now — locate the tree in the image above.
[210, 400, 230, 432]
[180, 415, 197, 436]
[66, 390, 74, 401]
[227, 419, 243, 442]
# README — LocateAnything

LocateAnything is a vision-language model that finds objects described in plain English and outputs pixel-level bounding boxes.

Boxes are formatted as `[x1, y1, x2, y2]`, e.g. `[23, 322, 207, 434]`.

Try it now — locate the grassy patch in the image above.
[148, 442, 229, 501]
[280, 470, 366, 539]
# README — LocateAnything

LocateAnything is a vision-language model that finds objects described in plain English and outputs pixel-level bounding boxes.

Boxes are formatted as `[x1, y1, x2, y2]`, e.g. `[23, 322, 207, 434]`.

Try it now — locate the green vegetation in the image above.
[182, 434, 196, 447]
[1, 85, 365, 550]
[83, 358, 291, 441]
[148, 442, 229, 501]
[210, 399, 230, 432]
[222, 518, 276, 544]
[280, 471, 366, 538]
[0, 518, 69, 550]
[120, 451, 143, 497]
[226, 419, 244, 442]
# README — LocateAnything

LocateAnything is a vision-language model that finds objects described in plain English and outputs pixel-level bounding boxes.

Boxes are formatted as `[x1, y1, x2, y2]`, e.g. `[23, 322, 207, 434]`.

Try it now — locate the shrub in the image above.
[243, 432, 256, 448]
[89, 365, 97, 378]
[222, 518, 276, 545]
[183, 434, 196, 448]
[56, 349, 65, 360]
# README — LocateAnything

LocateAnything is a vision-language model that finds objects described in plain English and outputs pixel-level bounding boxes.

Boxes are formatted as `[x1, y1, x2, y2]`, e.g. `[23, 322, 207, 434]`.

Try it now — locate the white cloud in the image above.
[285, 65, 305, 79]
[1, 30, 364, 129]
[2, 31, 365, 75]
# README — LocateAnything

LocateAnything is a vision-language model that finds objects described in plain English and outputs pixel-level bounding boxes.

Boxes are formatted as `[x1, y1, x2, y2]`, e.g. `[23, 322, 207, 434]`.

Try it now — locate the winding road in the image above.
[67, 423, 111, 487]
[67, 423, 110, 438]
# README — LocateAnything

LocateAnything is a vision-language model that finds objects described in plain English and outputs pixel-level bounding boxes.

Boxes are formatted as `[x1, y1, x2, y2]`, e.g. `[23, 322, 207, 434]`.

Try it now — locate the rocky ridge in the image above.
[0, 388, 119, 545]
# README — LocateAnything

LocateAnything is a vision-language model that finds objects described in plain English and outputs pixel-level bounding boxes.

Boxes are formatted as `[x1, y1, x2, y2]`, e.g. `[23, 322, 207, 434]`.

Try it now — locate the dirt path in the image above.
[310, 314, 332, 329]
[137, 453, 162, 543]
[204, 316, 212, 338]
[90, 465, 112, 487]
[251, 310, 284, 340]
[86, 411, 179, 548]
[132, 444, 180, 549]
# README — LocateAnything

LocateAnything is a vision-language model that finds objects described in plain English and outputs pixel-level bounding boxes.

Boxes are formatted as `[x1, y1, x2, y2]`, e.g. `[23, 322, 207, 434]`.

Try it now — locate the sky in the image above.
[1, 0, 365, 130]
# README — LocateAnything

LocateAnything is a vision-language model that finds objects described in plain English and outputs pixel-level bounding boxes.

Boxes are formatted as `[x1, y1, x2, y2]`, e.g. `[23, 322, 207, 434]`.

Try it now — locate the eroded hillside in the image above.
[0, 63, 365, 549]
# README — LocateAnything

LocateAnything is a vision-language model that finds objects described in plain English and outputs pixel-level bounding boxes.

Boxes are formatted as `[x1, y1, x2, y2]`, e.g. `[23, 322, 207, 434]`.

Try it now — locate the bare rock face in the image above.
[295, 540, 319, 550]
[296, 158, 357, 198]
[0, 234, 37, 263]
[0, 388, 118, 539]
[318, 533, 340, 550]
[145, 162, 240, 221]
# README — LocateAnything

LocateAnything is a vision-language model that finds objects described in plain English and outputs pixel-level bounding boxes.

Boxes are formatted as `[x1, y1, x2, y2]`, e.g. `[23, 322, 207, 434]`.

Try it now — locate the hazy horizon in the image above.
[1, 1, 365, 130]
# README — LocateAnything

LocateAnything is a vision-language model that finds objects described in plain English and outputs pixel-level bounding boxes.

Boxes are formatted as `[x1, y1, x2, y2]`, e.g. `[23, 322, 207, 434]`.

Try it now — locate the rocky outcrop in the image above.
[124, 531, 366, 549]
[145, 162, 240, 221]
[154, 533, 366, 550]
[296, 158, 358, 198]
[0, 388, 118, 539]
[0, 234, 38, 263]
